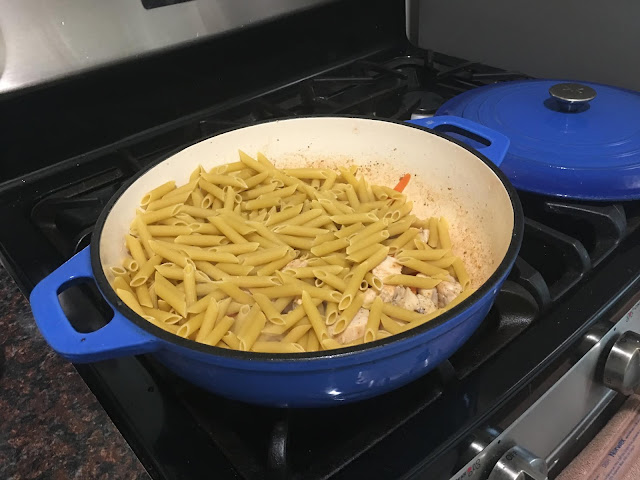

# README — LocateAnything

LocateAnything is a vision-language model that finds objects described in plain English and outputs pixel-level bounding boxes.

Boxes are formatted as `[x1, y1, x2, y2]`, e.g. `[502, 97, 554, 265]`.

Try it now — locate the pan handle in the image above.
[30, 247, 160, 363]
[407, 115, 510, 167]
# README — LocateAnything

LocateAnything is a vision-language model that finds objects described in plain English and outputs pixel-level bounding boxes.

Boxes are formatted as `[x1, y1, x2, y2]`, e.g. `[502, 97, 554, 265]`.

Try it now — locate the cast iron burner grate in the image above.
[4, 49, 640, 480]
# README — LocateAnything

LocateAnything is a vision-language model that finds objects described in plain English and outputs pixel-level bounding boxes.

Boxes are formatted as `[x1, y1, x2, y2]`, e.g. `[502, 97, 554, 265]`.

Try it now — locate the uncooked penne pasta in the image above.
[110, 153, 472, 353]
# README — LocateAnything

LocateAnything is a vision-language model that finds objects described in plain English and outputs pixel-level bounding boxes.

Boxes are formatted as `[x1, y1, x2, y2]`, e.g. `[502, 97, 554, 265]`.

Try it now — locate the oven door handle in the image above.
[30, 247, 160, 362]
[407, 115, 510, 167]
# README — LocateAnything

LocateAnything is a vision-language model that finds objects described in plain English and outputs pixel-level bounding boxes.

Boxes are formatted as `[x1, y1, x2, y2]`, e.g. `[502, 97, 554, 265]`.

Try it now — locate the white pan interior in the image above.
[100, 117, 515, 288]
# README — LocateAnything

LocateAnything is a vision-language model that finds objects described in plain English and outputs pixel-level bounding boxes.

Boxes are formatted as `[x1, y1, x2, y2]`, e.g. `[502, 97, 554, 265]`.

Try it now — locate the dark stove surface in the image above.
[3, 42, 640, 480]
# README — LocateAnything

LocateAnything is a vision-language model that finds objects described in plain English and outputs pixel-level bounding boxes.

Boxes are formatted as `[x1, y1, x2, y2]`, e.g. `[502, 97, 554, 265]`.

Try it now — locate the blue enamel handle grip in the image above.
[30, 247, 160, 363]
[407, 115, 510, 167]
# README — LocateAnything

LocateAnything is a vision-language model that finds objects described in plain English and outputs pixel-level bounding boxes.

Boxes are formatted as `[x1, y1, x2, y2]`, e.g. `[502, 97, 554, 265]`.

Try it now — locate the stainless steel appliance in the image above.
[2, 1, 640, 478]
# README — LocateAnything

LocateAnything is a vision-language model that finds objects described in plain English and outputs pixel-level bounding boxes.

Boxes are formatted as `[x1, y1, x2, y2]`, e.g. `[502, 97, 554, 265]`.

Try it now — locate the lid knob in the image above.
[548, 83, 597, 112]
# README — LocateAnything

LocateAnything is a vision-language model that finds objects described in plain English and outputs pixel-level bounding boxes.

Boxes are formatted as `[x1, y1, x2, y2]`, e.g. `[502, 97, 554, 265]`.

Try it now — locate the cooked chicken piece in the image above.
[416, 294, 437, 314]
[416, 274, 439, 305]
[373, 256, 403, 303]
[390, 286, 438, 314]
[284, 258, 308, 269]
[418, 228, 430, 245]
[362, 288, 377, 308]
[334, 308, 369, 344]
[372, 256, 402, 279]
[418, 287, 439, 305]
[380, 285, 396, 303]
[436, 275, 463, 307]
[392, 286, 420, 310]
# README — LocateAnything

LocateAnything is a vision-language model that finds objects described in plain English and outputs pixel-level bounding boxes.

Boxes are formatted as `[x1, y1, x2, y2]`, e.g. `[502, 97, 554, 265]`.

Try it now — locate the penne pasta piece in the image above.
[125, 234, 147, 265]
[208, 216, 248, 244]
[122, 257, 139, 273]
[223, 186, 237, 211]
[386, 215, 416, 237]
[240, 246, 289, 267]
[265, 203, 303, 226]
[183, 263, 197, 308]
[144, 315, 180, 334]
[330, 212, 378, 225]
[142, 307, 182, 325]
[135, 284, 153, 308]
[193, 261, 229, 281]
[189, 223, 220, 235]
[110, 266, 129, 278]
[195, 298, 219, 342]
[383, 274, 441, 290]
[201, 282, 249, 305]
[428, 217, 439, 248]
[146, 225, 192, 237]
[364, 272, 383, 291]
[198, 177, 226, 201]
[201, 171, 248, 189]
[387, 228, 420, 253]
[203, 315, 235, 347]
[335, 222, 364, 239]
[381, 302, 438, 324]
[280, 208, 323, 227]
[346, 230, 389, 255]
[452, 258, 471, 289]
[282, 324, 312, 343]
[272, 225, 329, 237]
[276, 234, 314, 250]
[174, 235, 228, 247]
[154, 272, 187, 317]
[311, 231, 338, 247]
[380, 313, 405, 335]
[211, 161, 246, 174]
[146, 190, 191, 212]
[255, 249, 297, 276]
[211, 243, 260, 255]
[243, 170, 270, 189]
[396, 248, 449, 261]
[364, 296, 383, 343]
[313, 270, 347, 292]
[253, 292, 285, 325]
[310, 237, 349, 257]
[134, 216, 155, 258]
[176, 312, 205, 338]
[396, 256, 449, 277]
[283, 264, 344, 279]
[141, 181, 176, 205]
[437, 217, 452, 250]
[116, 288, 145, 317]
[301, 290, 330, 344]
[130, 254, 163, 287]
[225, 276, 280, 288]
[237, 308, 266, 351]
[325, 302, 339, 326]
[140, 204, 183, 224]
[148, 241, 188, 268]
[333, 292, 365, 334]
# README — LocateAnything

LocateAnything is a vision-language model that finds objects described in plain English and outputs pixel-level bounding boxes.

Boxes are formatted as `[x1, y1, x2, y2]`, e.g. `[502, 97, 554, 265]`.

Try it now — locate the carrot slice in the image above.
[393, 173, 411, 192]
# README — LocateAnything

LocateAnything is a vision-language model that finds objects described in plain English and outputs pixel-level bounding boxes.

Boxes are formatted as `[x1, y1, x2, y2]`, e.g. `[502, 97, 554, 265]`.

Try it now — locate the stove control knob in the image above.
[548, 83, 597, 112]
[488, 446, 548, 480]
[603, 331, 640, 395]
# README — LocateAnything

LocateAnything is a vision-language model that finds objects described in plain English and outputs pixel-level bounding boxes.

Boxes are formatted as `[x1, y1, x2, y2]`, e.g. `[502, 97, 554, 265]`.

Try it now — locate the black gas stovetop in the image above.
[2, 2, 640, 479]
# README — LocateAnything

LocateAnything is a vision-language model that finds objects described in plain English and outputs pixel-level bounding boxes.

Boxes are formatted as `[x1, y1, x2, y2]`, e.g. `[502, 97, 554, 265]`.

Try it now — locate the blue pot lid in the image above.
[437, 79, 640, 200]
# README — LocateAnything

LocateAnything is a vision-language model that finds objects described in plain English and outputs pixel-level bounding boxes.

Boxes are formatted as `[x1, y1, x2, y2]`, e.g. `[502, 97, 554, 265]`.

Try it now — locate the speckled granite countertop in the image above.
[0, 266, 150, 480]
